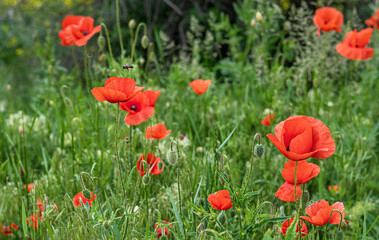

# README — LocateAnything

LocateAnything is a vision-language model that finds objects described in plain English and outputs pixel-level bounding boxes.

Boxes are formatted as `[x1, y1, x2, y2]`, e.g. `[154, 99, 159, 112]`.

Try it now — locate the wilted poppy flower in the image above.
[59, 15, 101, 46]
[336, 28, 374, 60]
[275, 182, 302, 202]
[313, 7, 343, 36]
[189, 79, 211, 95]
[91, 77, 144, 103]
[155, 220, 173, 238]
[23, 183, 34, 192]
[267, 116, 335, 161]
[328, 184, 339, 192]
[365, 9, 379, 29]
[27, 213, 41, 229]
[281, 218, 308, 237]
[120, 90, 161, 125]
[207, 190, 233, 210]
[261, 114, 275, 126]
[145, 124, 171, 140]
[73, 190, 97, 208]
[301, 199, 345, 226]
[137, 153, 164, 176]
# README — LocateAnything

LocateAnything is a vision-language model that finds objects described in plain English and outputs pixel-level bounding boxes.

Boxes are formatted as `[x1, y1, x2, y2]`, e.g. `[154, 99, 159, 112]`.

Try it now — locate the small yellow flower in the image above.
[16, 48, 23, 55]
[7, 36, 18, 47]
[2, 25, 9, 32]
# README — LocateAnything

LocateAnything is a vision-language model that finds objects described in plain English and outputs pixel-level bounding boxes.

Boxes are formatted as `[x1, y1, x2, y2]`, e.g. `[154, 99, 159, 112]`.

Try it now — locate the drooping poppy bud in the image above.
[254, 144, 265, 158]
[141, 35, 149, 49]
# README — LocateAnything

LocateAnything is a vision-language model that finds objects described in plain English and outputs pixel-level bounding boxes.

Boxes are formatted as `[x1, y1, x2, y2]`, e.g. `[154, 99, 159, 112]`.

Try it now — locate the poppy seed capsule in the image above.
[82, 189, 92, 200]
[97, 35, 105, 50]
[166, 149, 178, 165]
[217, 211, 227, 225]
[128, 19, 136, 29]
[142, 175, 150, 185]
[141, 36, 149, 49]
[254, 144, 265, 158]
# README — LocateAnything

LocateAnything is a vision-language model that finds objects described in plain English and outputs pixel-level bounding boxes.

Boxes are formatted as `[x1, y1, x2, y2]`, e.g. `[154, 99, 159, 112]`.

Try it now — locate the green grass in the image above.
[1, 0, 379, 239]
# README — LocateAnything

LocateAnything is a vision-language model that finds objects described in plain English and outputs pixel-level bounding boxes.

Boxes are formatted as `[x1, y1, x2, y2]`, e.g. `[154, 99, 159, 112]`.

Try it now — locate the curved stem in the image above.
[130, 23, 147, 63]
[100, 23, 114, 62]
[328, 209, 344, 230]
[242, 133, 261, 193]
[116, 0, 124, 57]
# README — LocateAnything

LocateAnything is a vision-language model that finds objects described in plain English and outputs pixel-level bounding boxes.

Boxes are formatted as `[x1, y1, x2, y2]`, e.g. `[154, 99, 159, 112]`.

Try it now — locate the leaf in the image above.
[167, 187, 185, 238]
[45, 220, 55, 240]
[217, 123, 239, 152]
[285, 216, 298, 240]
[21, 199, 28, 236]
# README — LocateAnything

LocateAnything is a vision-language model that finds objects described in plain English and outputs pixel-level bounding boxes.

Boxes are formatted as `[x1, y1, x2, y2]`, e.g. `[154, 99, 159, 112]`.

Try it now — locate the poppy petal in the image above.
[189, 79, 211, 95]
[329, 202, 345, 224]
[124, 107, 155, 125]
[145, 124, 171, 140]
[91, 87, 128, 103]
[282, 160, 320, 184]
[275, 182, 302, 202]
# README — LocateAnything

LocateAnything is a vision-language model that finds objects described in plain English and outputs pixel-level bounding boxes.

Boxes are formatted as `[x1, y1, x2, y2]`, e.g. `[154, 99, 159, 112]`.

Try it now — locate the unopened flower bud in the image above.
[141, 35, 149, 49]
[256, 12, 263, 22]
[48, 65, 54, 75]
[196, 147, 204, 153]
[82, 189, 92, 199]
[254, 144, 265, 158]
[341, 220, 348, 231]
[142, 175, 150, 185]
[18, 126, 23, 133]
[166, 148, 178, 165]
[128, 19, 136, 29]
[97, 35, 105, 50]
[250, 19, 256, 27]
[217, 211, 227, 225]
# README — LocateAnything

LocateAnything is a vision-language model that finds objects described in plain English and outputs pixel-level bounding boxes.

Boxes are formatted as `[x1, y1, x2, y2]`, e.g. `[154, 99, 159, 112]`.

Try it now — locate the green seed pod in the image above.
[142, 174, 150, 185]
[166, 149, 178, 165]
[82, 189, 91, 199]
[97, 35, 105, 50]
[217, 211, 227, 225]
[334, 230, 344, 240]
[128, 19, 136, 29]
[341, 220, 348, 231]
[254, 144, 265, 158]
[141, 35, 149, 49]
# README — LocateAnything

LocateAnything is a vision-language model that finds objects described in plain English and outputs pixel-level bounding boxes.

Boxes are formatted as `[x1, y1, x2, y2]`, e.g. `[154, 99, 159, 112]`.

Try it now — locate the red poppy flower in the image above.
[10, 223, 19, 230]
[281, 218, 308, 237]
[91, 77, 144, 103]
[313, 7, 343, 36]
[301, 199, 345, 226]
[137, 153, 164, 176]
[275, 181, 302, 202]
[336, 28, 374, 60]
[52, 204, 59, 213]
[365, 9, 379, 29]
[120, 90, 161, 126]
[72, 190, 97, 208]
[267, 115, 335, 161]
[23, 183, 34, 192]
[37, 198, 44, 212]
[155, 220, 173, 238]
[27, 213, 41, 229]
[189, 79, 211, 95]
[1, 225, 13, 236]
[145, 124, 171, 140]
[282, 160, 320, 184]
[328, 184, 339, 192]
[59, 15, 101, 47]
[261, 114, 275, 126]
[207, 190, 233, 210]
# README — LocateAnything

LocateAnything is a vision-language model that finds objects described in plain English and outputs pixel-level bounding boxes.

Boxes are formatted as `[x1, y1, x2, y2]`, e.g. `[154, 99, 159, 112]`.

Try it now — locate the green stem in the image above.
[130, 23, 147, 63]
[100, 23, 114, 62]
[84, 45, 89, 93]
[294, 161, 298, 214]
[116, 0, 124, 57]
[242, 133, 261, 194]
[115, 103, 126, 198]
[129, 126, 134, 170]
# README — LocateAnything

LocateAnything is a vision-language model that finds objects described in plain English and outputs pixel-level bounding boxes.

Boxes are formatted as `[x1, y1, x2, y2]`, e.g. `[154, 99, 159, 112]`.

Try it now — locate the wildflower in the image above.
[189, 79, 211, 95]
[267, 115, 335, 161]
[301, 199, 345, 226]
[281, 218, 308, 237]
[10, 223, 18, 230]
[6, 84, 11, 91]
[18, 126, 23, 133]
[128, 19, 136, 29]
[120, 90, 161, 125]
[1, 225, 13, 236]
[155, 220, 173, 238]
[73, 190, 97, 208]
[336, 28, 374, 60]
[91, 77, 143, 103]
[23, 183, 34, 192]
[27, 213, 40, 229]
[137, 153, 164, 176]
[260, 114, 275, 126]
[59, 15, 101, 46]
[145, 124, 171, 140]
[365, 9, 379, 29]
[275, 160, 320, 202]
[328, 184, 338, 192]
[207, 190, 233, 210]
[256, 11, 263, 22]
[313, 7, 343, 36]
[250, 19, 256, 27]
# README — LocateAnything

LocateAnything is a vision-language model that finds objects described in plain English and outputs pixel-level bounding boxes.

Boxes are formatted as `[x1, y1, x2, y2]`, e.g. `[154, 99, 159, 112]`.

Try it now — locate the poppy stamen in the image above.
[131, 105, 137, 111]
[81, 31, 89, 36]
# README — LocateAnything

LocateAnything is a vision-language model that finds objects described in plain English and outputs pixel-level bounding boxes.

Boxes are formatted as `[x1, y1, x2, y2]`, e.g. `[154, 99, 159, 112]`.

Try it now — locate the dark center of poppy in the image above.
[81, 31, 89, 36]
[324, 21, 328, 24]
[287, 146, 290, 151]
[131, 105, 137, 111]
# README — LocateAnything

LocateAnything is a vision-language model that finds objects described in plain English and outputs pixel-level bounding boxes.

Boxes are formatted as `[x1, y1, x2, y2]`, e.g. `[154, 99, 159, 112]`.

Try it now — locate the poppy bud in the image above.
[97, 35, 105, 50]
[256, 11, 263, 22]
[48, 65, 54, 75]
[196, 147, 204, 153]
[141, 35, 149, 49]
[158, 161, 164, 170]
[254, 144, 265, 158]
[20, 168, 24, 175]
[18, 126, 24, 133]
[334, 230, 344, 240]
[250, 19, 256, 27]
[217, 211, 227, 225]
[142, 175, 150, 185]
[166, 148, 178, 165]
[128, 19, 136, 29]
[153, 209, 161, 221]
[87, 52, 93, 58]
[139, 57, 145, 65]
[82, 189, 92, 200]
[341, 220, 348, 231]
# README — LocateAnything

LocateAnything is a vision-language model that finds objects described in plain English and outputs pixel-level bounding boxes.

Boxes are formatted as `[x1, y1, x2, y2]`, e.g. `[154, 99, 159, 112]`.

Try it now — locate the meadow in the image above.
[0, 0, 379, 239]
